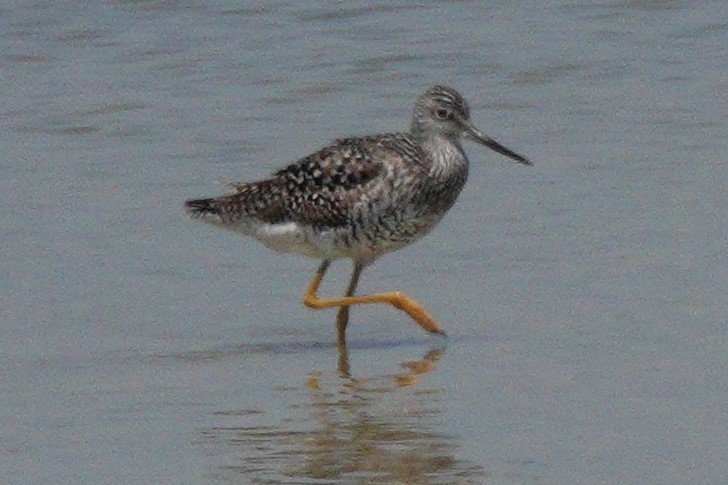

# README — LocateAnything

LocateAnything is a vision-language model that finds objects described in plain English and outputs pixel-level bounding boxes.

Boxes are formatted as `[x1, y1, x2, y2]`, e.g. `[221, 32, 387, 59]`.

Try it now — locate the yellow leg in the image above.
[303, 260, 446, 335]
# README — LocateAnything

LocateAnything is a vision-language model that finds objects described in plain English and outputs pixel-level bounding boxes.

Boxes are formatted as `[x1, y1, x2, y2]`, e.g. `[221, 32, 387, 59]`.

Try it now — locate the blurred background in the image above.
[2, 1, 726, 483]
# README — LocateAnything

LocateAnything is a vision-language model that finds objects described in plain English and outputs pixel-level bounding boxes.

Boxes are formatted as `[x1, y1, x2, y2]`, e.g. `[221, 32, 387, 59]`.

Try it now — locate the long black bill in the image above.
[462, 119, 532, 166]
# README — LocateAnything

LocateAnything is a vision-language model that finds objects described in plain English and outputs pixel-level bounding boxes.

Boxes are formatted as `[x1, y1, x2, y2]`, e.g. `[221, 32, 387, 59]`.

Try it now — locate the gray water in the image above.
[2, 1, 726, 483]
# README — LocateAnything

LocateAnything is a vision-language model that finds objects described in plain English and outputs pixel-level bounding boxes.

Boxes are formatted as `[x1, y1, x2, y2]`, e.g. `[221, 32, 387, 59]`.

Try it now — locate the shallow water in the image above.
[2, 1, 726, 483]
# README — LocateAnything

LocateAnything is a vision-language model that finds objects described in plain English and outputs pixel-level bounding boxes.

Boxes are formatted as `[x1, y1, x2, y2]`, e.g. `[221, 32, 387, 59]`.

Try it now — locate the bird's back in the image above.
[185, 132, 429, 230]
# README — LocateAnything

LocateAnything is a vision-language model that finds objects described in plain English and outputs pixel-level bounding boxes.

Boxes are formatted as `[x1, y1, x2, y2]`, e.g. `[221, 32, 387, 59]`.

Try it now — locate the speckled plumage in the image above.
[185, 85, 530, 339]
[186, 86, 529, 264]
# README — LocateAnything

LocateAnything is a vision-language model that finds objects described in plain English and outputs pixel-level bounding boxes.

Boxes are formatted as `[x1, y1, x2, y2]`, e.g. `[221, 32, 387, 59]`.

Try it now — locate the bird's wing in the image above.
[185, 133, 425, 227]
[228, 136, 398, 227]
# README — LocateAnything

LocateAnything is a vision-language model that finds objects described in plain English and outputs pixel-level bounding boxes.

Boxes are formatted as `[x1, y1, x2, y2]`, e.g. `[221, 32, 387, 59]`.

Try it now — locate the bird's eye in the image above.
[435, 108, 449, 120]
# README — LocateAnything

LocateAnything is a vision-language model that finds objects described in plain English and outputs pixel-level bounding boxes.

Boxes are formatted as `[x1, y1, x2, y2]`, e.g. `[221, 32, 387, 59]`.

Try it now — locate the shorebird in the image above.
[185, 85, 530, 342]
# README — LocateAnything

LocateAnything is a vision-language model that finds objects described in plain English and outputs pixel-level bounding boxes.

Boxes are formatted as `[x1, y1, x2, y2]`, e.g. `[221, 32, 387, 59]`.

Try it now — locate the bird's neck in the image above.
[419, 133, 468, 179]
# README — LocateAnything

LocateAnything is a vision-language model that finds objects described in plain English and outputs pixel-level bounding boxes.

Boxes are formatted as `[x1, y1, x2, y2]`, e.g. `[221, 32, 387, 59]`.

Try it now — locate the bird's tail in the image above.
[184, 197, 225, 223]
[185, 180, 277, 226]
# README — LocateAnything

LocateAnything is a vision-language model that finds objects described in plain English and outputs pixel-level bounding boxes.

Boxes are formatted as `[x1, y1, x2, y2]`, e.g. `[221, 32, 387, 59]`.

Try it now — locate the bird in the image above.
[184, 85, 531, 343]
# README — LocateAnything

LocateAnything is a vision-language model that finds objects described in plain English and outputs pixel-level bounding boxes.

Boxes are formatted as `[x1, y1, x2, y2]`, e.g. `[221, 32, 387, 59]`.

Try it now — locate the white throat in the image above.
[421, 134, 468, 178]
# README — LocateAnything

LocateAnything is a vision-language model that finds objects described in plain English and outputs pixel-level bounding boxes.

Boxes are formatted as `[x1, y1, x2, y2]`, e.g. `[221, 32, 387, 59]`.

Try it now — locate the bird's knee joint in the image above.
[303, 296, 323, 309]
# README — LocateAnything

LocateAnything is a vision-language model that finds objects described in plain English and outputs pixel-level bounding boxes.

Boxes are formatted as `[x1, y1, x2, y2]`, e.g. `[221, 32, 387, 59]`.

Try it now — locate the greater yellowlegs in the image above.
[185, 85, 530, 341]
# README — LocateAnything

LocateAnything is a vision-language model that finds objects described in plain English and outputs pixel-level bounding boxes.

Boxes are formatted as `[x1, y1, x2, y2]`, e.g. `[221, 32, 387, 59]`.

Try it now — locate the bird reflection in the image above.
[332, 342, 445, 387]
[199, 345, 485, 483]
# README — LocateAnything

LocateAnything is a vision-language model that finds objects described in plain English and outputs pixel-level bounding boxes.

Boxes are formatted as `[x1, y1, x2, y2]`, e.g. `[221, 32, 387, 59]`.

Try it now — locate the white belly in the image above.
[228, 220, 359, 260]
